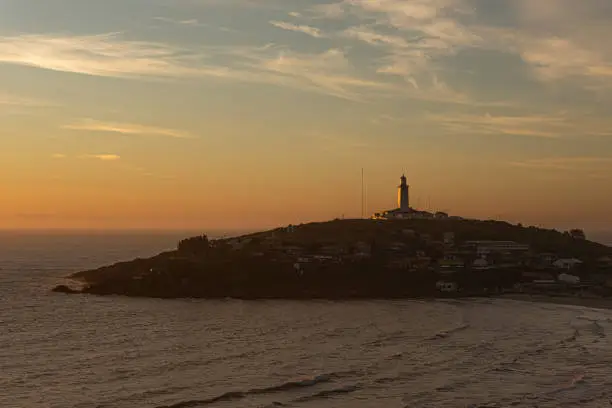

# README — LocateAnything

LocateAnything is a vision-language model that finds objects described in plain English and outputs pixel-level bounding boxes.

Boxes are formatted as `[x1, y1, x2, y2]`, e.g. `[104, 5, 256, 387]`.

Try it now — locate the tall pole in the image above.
[361, 168, 364, 219]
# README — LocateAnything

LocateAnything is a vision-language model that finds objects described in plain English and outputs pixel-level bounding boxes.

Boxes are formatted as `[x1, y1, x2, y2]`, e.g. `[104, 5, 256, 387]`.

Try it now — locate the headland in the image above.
[54, 218, 612, 301]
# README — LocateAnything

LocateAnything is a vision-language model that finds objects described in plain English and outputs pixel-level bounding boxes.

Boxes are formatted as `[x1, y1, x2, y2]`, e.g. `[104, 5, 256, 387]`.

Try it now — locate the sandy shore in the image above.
[499, 293, 612, 310]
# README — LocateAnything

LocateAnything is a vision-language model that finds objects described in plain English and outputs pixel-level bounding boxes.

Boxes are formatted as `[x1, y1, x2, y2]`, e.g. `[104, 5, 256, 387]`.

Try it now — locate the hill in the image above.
[56, 218, 612, 299]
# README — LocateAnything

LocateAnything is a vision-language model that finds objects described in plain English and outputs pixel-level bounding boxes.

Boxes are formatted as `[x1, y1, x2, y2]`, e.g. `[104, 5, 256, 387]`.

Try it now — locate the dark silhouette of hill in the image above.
[59, 219, 611, 299]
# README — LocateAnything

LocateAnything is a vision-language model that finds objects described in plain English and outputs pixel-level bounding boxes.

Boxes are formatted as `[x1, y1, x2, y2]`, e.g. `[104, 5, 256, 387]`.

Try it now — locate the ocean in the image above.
[2, 231, 612, 408]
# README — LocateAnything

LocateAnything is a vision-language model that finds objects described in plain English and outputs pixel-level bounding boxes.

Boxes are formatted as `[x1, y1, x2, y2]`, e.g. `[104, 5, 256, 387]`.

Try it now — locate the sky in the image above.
[1, 0, 612, 232]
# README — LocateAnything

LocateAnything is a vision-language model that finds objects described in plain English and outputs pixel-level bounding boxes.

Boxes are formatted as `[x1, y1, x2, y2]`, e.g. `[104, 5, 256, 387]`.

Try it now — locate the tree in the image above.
[177, 235, 210, 254]
[569, 229, 586, 240]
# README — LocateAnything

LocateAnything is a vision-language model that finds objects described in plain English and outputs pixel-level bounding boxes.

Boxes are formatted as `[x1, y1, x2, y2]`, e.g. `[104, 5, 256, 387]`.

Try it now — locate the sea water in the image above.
[1, 231, 612, 408]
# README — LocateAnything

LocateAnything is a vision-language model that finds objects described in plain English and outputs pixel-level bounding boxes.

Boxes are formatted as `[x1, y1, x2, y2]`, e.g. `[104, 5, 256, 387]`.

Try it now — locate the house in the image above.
[443, 232, 455, 246]
[473, 258, 489, 269]
[533, 253, 557, 267]
[228, 238, 252, 251]
[436, 281, 458, 292]
[464, 241, 530, 256]
[320, 245, 347, 256]
[420, 233, 433, 242]
[281, 245, 304, 256]
[522, 271, 555, 282]
[439, 254, 465, 269]
[597, 256, 612, 268]
[558, 273, 580, 284]
[354, 241, 372, 254]
[312, 255, 337, 262]
[387, 257, 411, 270]
[553, 258, 583, 270]
[402, 229, 416, 237]
[388, 242, 407, 252]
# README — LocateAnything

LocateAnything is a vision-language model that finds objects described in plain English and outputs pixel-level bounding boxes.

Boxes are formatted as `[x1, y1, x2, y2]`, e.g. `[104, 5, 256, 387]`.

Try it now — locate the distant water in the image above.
[2, 231, 612, 408]
[590, 230, 612, 246]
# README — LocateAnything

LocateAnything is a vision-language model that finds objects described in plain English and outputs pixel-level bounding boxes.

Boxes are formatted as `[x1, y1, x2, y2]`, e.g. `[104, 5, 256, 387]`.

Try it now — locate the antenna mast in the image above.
[361, 168, 364, 219]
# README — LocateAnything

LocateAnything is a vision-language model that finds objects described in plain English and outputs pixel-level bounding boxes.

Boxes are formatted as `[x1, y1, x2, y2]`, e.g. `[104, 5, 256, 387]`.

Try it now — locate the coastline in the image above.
[499, 293, 612, 311]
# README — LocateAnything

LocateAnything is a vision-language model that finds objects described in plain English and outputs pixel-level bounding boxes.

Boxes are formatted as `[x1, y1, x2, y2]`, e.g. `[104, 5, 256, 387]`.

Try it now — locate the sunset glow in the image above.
[1, 0, 611, 231]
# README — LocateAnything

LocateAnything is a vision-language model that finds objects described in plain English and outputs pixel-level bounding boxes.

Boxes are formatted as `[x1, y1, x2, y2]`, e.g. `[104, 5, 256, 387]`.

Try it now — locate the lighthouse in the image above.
[398, 174, 410, 211]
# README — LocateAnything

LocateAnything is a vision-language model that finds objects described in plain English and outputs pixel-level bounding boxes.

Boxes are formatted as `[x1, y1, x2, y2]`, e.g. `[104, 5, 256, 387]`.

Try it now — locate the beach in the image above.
[500, 293, 612, 310]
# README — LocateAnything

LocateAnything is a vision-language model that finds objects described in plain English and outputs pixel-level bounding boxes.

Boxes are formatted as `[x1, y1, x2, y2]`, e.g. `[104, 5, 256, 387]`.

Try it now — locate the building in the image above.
[553, 258, 583, 270]
[436, 281, 459, 293]
[558, 273, 580, 284]
[372, 174, 437, 220]
[464, 241, 530, 256]
[398, 174, 410, 211]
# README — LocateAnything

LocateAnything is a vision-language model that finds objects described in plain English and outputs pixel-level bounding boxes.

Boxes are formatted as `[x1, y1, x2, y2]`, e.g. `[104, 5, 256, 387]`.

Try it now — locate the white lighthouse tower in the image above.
[398, 174, 410, 211]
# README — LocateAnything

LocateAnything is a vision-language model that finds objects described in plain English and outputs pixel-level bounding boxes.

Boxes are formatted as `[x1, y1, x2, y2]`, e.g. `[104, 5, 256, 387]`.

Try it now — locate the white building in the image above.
[464, 241, 530, 255]
[436, 281, 459, 292]
[373, 174, 433, 220]
[558, 273, 580, 284]
[553, 258, 583, 270]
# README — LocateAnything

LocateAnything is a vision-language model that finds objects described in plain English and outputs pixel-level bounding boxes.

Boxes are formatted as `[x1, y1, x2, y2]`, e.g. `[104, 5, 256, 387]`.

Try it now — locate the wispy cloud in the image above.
[153, 17, 202, 26]
[82, 154, 121, 161]
[428, 112, 567, 138]
[429, 111, 612, 138]
[309, 0, 612, 99]
[515, 36, 612, 83]
[51, 153, 67, 159]
[510, 157, 612, 171]
[270, 21, 324, 38]
[254, 48, 391, 101]
[0, 92, 53, 107]
[63, 119, 194, 138]
[3, 0, 612, 107]
[0, 33, 233, 79]
[0, 33, 389, 101]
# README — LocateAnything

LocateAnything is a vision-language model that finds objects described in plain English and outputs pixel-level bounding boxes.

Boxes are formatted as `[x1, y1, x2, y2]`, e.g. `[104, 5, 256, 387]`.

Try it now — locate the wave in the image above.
[157, 373, 335, 408]
[428, 323, 470, 340]
[293, 384, 360, 403]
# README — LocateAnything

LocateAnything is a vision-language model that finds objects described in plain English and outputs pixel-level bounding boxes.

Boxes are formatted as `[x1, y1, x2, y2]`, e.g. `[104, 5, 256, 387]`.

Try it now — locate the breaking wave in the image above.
[157, 373, 336, 408]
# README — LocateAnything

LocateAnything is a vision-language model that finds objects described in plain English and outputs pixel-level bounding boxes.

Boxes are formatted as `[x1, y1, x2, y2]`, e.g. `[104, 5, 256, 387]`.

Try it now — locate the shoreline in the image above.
[498, 293, 612, 311]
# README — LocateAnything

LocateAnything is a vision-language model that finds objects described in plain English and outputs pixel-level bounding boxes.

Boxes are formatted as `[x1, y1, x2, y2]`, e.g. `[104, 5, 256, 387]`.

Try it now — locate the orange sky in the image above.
[1, 0, 612, 232]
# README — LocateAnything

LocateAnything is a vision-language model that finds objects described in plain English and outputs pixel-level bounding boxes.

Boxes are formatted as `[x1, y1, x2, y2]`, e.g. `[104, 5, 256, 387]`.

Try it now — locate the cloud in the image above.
[269, 21, 324, 38]
[51, 153, 67, 159]
[254, 47, 392, 101]
[154, 17, 202, 26]
[482, 2, 612, 86]
[428, 112, 568, 138]
[3, 1, 610, 106]
[313, 1, 490, 103]
[82, 154, 121, 161]
[0, 33, 389, 101]
[516, 36, 612, 83]
[312, 0, 612, 98]
[428, 111, 612, 138]
[510, 157, 612, 171]
[0, 92, 53, 107]
[0, 33, 233, 79]
[63, 119, 193, 138]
